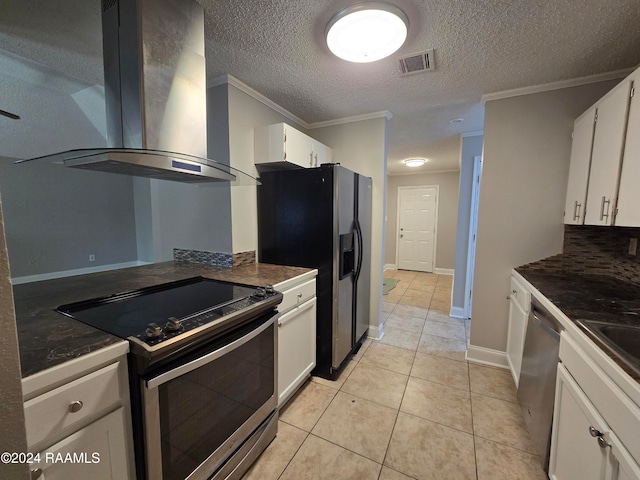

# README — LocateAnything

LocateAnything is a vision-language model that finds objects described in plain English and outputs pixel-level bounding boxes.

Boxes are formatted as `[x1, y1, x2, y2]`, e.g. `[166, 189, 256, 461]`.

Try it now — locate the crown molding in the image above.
[460, 131, 483, 138]
[481, 67, 635, 105]
[210, 74, 310, 128]
[210, 74, 393, 130]
[308, 111, 393, 129]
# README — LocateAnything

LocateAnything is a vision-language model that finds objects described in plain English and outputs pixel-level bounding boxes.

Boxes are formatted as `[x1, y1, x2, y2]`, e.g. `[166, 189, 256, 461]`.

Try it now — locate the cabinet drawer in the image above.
[24, 362, 122, 448]
[510, 276, 530, 313]
[278, 278, 316, 314]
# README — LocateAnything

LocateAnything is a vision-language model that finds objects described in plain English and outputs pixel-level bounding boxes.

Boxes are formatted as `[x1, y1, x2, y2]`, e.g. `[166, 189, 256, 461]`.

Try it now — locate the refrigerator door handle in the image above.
[354, 220, 364, 281]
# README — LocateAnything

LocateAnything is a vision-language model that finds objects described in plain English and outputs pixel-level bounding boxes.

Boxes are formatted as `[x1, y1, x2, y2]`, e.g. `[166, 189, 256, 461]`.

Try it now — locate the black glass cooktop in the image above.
[57, 277, 258, 340]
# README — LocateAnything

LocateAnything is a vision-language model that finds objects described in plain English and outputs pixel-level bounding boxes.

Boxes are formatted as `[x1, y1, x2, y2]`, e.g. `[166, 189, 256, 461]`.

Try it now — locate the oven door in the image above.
[141, 312, 278, 480]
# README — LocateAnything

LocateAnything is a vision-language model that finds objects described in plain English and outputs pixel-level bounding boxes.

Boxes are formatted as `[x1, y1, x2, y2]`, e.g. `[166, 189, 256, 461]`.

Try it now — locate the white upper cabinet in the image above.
[584, 79, 632, 225]
[312, 140, 333, 167]
[564, 108, 596, 225]
[613, 70, 640, 226]
[255, 123, 332, 170]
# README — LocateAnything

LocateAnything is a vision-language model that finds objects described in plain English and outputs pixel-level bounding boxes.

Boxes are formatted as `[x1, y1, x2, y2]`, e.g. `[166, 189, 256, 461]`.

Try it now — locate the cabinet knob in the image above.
[588, 426, 602, 437]
[68, 400, 84, 413]
[597, 436, 609, 449]
[30, 468, 43, 480]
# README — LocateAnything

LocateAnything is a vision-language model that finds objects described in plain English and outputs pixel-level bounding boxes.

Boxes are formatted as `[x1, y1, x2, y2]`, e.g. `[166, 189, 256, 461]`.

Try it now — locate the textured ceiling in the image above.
[1, 0, 640, 174]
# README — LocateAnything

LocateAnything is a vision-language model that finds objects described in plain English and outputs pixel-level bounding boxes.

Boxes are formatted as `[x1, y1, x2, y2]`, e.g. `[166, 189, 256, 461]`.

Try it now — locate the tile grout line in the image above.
[378, 332, 417, 479]
[467, 351, 480, 480]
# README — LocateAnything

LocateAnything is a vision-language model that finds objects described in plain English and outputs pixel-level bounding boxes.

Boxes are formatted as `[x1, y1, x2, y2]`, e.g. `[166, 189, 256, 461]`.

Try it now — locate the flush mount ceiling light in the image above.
[404, 158, 426, 167]
[326, 2, 409, 63]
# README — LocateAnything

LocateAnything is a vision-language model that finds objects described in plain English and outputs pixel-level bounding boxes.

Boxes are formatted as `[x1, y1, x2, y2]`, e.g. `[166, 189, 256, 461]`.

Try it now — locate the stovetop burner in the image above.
[57, 277, 281, 357]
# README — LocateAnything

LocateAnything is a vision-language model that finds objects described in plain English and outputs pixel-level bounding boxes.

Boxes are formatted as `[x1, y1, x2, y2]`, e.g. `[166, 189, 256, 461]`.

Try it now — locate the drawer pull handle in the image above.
[68, 400, 84, 413]
[30, 468, 43, 480]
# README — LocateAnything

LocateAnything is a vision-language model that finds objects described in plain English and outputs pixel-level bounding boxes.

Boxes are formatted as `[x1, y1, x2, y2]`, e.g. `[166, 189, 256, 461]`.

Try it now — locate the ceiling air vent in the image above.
[399, 49, 435, 76]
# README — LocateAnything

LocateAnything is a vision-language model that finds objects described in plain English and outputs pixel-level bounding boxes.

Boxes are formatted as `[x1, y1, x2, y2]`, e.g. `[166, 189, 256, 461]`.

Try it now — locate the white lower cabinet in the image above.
[550, 364, 614, 480]
[274, 273, 317, 408]
[278, 297, 317, 406]
[506, 275, 530, 386]
[30, 407, 129, 480]
[549, 334, 640, 480]
[23, 347, 134, 480]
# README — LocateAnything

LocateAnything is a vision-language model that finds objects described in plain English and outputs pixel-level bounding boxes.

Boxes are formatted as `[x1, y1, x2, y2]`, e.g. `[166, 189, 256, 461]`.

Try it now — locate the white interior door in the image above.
[397, 186, 438, 272]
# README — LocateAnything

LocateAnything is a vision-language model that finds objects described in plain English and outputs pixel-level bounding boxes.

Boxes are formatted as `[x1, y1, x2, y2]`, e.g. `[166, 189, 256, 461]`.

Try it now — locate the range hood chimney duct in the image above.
[19, 0, 257, 185]
[102, 0, 207, 158]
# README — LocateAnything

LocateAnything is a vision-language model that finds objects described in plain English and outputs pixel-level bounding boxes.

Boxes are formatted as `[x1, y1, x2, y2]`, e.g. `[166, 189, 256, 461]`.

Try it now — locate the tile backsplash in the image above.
[520, 225, 640, 284]
[173, 248, 256, 268]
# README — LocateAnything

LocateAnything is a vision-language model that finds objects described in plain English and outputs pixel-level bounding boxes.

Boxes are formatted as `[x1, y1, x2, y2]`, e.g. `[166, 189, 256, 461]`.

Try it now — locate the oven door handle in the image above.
[146, 315, 275, 390]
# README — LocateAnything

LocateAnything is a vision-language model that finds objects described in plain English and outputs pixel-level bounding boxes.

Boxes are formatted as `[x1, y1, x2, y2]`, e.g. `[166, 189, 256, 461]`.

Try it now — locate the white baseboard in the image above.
[368, 323, 384, 340]
[11, 261, 151, 285]
[434, 268, 454, 276]
[384, 264, 397, 271]
[465, 344, 509, 369]
[449, 306, 465, 319]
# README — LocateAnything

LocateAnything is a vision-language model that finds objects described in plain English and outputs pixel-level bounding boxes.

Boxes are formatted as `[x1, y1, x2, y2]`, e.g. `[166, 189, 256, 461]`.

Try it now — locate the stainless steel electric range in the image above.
[58, 276, 282, 480]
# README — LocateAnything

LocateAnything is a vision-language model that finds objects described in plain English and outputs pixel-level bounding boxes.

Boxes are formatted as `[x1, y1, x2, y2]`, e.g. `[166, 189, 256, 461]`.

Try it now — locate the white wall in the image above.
[451, 134, 483, 313]
[385, 170, 461, 271]
[310, 117, 389, 339]
[469, 80, 618, 362]
[224, 83, 308, 254]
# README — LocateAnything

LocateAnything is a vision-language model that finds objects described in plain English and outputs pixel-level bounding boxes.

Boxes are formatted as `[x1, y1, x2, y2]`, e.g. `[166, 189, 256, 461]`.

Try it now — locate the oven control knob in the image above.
[145, 323, 162, 338]
[165, 317, 182, 332]
[265, 285, 275, 294]
[254, 287, 266, 298]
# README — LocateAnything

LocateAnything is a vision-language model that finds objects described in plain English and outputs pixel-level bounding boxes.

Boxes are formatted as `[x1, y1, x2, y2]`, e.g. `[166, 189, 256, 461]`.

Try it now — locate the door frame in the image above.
[463, 156, 482, 318]
[395, 185, 439, 272]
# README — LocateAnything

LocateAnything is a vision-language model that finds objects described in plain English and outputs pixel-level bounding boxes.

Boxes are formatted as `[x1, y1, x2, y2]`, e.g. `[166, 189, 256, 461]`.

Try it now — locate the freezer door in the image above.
[354, 174, 372, 343]
[333, 167, 355, 369]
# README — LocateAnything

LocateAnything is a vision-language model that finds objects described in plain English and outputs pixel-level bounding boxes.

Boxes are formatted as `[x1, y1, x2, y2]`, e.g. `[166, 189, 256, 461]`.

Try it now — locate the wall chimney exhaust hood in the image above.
[17, 0, 258, 186]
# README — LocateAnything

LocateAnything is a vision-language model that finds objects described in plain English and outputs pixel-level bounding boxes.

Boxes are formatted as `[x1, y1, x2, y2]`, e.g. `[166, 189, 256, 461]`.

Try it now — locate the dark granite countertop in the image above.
[15, 261, 314, 378]
[515, 267, 640, 381]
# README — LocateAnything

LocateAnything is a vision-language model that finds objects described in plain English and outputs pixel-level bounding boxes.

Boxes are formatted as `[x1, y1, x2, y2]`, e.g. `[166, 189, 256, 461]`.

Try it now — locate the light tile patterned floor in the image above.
[242, 270, 547, 480]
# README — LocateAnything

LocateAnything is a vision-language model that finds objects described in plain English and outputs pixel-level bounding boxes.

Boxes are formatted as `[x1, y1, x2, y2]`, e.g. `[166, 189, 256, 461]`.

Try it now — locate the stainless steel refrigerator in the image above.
[257, 164, 372, 380]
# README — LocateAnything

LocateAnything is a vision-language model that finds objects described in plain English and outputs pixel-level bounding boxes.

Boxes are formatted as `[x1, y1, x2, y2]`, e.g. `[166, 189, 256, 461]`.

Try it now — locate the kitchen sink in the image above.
[580, 320, 640, 374]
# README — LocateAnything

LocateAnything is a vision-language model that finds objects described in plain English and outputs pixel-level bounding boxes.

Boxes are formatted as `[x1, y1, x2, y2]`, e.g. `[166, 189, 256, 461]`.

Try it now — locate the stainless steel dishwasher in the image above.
[517, 296, 564, 473]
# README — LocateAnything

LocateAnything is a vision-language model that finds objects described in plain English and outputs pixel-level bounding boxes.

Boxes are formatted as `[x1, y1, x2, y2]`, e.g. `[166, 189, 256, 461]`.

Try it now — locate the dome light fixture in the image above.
[404, 158, 426, 167]
[326, 2, 409, 63]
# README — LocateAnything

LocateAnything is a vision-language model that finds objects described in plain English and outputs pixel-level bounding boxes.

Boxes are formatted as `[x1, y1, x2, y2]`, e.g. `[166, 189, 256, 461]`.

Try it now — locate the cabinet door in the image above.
[312, 141, 333, 167]
[278, 297, 317, 407]
[613, 72, 640, 226]
[549, 365, 610, 480]
[564, 108, 596, 224]
[284, 126, 314, 168]
[506, 297, 527, 386]
[31, 407, 131, 480]
[584, 81, 632, 225]
[611, 435, 640, 480]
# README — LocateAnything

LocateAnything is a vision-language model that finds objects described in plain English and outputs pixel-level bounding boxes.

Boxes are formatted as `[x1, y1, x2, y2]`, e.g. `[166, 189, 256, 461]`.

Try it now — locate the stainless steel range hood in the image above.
[18, 0, 257, 185]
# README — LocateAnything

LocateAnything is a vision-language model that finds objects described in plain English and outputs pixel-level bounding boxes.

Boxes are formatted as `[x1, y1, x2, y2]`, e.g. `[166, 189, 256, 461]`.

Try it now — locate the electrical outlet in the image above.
[629, 238, 637, 256]
[89, 254, 96, 262]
